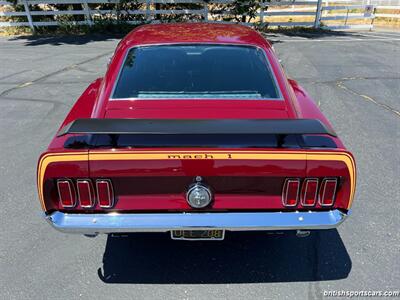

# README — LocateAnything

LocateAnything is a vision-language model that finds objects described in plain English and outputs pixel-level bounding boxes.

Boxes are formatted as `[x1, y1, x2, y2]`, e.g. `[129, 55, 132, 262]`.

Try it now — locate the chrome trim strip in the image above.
[45, 210, 348, 235]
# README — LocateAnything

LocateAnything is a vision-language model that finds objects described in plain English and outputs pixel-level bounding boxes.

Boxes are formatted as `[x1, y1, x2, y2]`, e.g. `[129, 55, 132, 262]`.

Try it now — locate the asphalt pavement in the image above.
[0, 29, 399, 300]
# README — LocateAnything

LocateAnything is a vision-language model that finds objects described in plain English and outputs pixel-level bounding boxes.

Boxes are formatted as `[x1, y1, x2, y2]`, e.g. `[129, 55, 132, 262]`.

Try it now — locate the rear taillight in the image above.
[57, 178, 115, 209]
[301, 178, 318, 207]
[283, 177, 338, 208]
[319, 178, 338, 207]
[57, 179, 76, 208]
[282, 178, 300, 207]
[77, 179, 95, 208]
[96, 179, 114, 208]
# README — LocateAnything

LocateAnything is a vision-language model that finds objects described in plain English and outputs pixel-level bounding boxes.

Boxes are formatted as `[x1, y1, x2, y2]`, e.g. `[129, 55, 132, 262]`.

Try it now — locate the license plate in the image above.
[171, 230, 225, 241]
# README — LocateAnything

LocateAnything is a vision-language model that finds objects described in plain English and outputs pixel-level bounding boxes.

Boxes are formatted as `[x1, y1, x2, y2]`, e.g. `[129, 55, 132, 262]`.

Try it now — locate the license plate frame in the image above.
[170, 229, 225, 241]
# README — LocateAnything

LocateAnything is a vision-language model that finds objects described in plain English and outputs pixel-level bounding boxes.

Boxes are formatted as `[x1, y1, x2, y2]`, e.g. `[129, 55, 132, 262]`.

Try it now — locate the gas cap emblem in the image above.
[186, 180, 212, 209]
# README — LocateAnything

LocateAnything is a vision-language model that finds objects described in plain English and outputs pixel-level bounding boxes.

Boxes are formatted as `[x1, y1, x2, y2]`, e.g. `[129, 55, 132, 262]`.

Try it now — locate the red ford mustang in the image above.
[37, 23, 356, 240]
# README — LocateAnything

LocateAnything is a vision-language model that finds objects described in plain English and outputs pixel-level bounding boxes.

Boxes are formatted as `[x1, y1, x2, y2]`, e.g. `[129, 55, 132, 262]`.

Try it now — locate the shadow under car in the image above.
[98, 229, 351, 284]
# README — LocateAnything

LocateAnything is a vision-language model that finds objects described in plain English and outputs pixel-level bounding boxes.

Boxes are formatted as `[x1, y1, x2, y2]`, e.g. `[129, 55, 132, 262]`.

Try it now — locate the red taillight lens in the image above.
[301, 178, 318, 207]
[282, 178, 300, 207]
[77, 179, 95, 208]
[96, 179, 114, 208]
[319, 178, 338, 206]
[57, 179, 76, 208]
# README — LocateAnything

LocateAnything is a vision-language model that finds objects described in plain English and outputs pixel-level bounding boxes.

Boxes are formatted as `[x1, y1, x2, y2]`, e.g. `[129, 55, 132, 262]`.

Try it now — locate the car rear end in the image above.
[37, 24, 356, 240]
[38, 119, 355, 239]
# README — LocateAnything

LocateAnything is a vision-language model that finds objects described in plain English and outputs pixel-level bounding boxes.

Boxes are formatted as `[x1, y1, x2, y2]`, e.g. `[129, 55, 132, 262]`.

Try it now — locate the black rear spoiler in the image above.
[57, 119, 336, 137]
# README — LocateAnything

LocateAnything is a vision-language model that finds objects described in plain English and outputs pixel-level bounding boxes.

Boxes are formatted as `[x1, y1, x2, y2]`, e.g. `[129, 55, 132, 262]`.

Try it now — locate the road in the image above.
[0, 30, 399, 300]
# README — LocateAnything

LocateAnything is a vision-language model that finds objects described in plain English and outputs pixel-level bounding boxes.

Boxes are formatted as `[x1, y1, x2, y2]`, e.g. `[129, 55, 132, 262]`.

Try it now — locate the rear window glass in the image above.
[112, 45, 281, 100]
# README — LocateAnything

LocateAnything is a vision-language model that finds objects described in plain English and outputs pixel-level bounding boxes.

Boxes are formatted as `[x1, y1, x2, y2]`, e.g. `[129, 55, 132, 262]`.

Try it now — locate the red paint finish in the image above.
[306, 159, 351, 209]
[105, 100, 289, 119]
[88, 157, 306, 178]
[124, 23, 271, 47]
[85, 153, 306, 211]
[41, 149, 352, 213]
[48, 78, 102, 150]
[42, 158, 89, 211]
[42, 155, 351, 212]
[38, 24, 356, 215]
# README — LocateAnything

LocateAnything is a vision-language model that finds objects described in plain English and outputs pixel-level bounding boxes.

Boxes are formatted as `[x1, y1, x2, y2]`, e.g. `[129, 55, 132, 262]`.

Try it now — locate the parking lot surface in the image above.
[0, 30, 399, 299]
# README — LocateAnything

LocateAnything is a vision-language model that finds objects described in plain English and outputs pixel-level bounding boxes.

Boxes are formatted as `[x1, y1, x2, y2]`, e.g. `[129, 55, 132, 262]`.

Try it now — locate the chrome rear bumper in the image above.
[45, 210, 348, 235]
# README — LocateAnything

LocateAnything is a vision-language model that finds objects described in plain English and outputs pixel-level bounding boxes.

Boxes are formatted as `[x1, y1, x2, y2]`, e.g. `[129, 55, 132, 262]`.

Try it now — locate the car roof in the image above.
[120, 23, 272, 49]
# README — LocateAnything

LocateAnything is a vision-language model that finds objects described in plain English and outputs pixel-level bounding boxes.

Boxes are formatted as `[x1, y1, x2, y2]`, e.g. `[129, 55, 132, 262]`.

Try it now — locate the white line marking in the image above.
[357, 33, 400, 39]
[368, 31, 400, 37]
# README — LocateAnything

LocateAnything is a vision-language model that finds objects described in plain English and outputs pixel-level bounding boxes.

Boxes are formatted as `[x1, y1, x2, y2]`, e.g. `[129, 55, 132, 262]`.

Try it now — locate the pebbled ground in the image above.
[0, 30, 399, 300]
